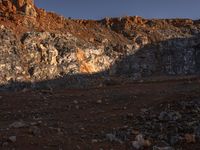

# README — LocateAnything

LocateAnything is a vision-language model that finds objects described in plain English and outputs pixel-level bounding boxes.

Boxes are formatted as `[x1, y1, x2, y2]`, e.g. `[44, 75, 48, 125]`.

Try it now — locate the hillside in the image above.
[0, 1, 200, 150]
[0, 0, 200, 89]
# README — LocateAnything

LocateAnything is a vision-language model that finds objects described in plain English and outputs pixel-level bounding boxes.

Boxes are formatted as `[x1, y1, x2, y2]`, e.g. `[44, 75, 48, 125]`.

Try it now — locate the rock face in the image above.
[0, 3, 200, 89]
[0, 24, 200, 88]
[0, 0, 36, 16]
[13, 0, 34, 8]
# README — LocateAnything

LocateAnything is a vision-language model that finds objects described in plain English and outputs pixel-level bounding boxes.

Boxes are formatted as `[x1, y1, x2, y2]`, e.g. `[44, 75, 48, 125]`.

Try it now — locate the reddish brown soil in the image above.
[1, 2, 198, 45]
[0, 77, 200, 150]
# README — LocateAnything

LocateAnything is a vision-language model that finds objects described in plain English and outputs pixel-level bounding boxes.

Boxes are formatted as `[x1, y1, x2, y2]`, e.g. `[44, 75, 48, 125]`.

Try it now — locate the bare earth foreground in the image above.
[0, 77, 200, 150]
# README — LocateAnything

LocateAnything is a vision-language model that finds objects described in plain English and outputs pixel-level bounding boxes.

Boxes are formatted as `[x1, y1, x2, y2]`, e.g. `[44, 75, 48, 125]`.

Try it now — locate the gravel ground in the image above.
[0, 77, 199, 150]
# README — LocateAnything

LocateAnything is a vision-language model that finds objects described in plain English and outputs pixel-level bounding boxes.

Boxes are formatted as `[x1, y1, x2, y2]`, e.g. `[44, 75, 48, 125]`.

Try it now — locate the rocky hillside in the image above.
[0, 0, 200, 89]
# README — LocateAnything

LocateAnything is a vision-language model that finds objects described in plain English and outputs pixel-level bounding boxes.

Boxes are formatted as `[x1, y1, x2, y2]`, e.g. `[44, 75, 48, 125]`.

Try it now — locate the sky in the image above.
[35, 0, 200, 20]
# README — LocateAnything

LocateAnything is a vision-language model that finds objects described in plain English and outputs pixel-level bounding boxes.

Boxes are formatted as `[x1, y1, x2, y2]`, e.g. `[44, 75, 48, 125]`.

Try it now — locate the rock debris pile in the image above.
[105, 98, 200, 149]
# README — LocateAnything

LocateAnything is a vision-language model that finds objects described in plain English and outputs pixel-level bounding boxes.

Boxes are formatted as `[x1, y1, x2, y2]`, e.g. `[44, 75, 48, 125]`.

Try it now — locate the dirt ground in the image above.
[0, 77, 200, 150]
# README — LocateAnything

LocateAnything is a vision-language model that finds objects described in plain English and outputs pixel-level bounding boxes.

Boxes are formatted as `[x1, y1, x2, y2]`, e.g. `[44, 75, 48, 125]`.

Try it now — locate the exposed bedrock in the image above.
[0, 1, 200, 89]
[0, 23, 200, 89]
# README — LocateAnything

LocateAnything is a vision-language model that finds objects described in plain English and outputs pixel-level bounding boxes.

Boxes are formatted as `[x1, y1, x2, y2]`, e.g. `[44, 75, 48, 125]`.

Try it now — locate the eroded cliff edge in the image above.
[0, 0, 200, 89]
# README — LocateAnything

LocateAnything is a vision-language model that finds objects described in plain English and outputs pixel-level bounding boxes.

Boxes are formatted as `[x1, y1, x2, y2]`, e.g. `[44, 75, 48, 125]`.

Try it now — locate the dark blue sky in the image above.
[35, 0, 200, 20]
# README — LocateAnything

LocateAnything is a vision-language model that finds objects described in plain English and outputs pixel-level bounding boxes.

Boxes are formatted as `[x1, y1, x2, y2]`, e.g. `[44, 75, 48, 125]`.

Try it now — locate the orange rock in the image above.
[13, 0, 34, 8]
[185, 133, 196, 143]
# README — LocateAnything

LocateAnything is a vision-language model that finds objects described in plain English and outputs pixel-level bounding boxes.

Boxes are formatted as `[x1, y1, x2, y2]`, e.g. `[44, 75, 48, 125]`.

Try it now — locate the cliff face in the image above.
[0, 1, 200, 88]
[0, 0, 36, 16]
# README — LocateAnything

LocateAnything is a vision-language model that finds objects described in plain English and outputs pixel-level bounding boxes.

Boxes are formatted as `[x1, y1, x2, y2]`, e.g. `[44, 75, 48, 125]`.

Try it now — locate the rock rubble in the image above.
[105, 98, 200, 149]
